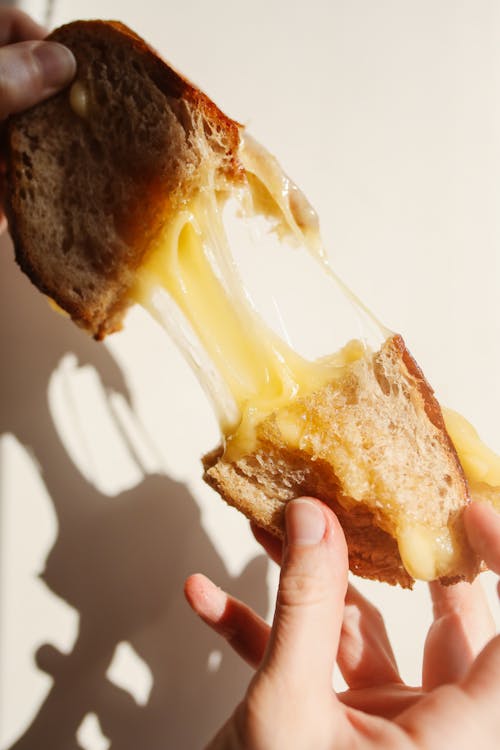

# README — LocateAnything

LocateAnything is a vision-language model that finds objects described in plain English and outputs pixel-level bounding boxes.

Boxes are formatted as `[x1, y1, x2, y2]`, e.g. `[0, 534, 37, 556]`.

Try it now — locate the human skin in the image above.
[0, 7, 75, 230]
[2, 12, 498, 746]
[185, 499, 500, 749]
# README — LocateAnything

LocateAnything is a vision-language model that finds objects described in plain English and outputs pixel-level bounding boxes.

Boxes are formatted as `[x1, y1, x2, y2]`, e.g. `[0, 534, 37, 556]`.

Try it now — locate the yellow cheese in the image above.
[240, 133, 325, 261]
[443, 408, 500, 487]
[132, 182, 362, 435]
[69, 81, 89, 119]
[240, 135, 390, 342]
[397, 523, 461, 582]
[130, 132, 498, 582]
[47, 297, 69, 317]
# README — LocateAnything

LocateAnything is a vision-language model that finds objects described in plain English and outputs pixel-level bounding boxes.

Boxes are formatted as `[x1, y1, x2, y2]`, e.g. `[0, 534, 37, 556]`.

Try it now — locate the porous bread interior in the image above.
[7, 21, 240, 338]
[204, 336, 479, 586]
[5, 21, 487, 586]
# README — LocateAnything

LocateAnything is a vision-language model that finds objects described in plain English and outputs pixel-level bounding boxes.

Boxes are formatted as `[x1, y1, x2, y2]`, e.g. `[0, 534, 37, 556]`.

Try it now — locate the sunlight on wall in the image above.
[76, 714, 110, 750]
[0, 435, 79, 749]
[2, 1, 500, 748]
[106, 641, 153, 707]
[48, 355, 144, 496]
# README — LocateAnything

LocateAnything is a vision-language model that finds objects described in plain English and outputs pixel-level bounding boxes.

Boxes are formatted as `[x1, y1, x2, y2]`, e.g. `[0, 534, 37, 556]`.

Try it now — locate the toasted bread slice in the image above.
[5, 21, 490, 586]
[205, 335, 479, 587]
[6, 20, 241, 339]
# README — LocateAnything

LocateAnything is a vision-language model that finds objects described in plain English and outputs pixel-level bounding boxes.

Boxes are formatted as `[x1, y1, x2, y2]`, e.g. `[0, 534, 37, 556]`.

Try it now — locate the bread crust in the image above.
[204, 336, 479, 587]
[5, 21, 485, 587]
[6, 20, 242, 338]
[204, 445, 415, 587]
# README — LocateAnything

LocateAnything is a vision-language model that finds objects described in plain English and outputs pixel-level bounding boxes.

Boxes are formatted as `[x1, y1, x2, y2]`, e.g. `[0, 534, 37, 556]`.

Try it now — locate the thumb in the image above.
[464, 501, 500, 575]
[262, 498, 349, 691]
[0, 40, 75, 119]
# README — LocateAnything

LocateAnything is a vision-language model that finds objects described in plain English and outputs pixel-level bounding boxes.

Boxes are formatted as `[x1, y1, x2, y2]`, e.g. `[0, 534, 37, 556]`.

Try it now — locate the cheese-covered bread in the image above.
[6, 20, 495, 587]
[204, 335, 479, 587]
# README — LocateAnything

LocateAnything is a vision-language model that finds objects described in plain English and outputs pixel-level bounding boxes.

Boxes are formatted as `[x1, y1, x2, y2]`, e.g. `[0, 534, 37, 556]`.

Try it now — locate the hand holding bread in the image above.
[185, 499, 500, 749]
[0, 8, 75, 231]
[0, 8, 75, 121]
[4, 19, 500, 586]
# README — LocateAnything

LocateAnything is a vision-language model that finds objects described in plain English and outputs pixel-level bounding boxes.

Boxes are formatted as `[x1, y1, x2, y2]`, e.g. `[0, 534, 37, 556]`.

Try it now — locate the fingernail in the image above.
[286, 498, 326, 546]
[32, 42, 76, 88]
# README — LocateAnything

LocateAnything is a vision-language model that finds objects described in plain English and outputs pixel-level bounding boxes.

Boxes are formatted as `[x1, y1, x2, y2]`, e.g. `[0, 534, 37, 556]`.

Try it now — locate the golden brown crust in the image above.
[395, 334, 470, 503]
[203, 445, 414, 587]
[76, 20, 242, 171]
[5, 22, 483, 587]
[6, 20, 242, 338]
[204, 336, 480, 586]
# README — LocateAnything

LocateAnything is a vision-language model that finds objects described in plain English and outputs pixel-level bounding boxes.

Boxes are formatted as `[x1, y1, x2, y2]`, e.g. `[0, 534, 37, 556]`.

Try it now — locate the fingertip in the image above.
[464, 501, 500, 574]
[262, 499, 349, 689]
[32, 40, 76, 89]
[281, 497, 349, 605]
[183, 572, 201, 599]
[285, 497, 348, 558]
[0, 40, 76, 119]
[464, 500, 498, 542]
[465, 499, 495, 516]
[285, 497, 327, 547]
[0, 7, 47, 45]
[184, 572, 210, 605]
[184, 573, 227, 623]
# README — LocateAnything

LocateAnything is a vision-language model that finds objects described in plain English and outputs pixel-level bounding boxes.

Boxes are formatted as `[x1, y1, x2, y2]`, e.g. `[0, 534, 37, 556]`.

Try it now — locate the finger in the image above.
[339, 684, 422, 720]
[423, 578, 495, 690]
[261, 498, 349, 694]
[251, 522, 282, 565]
[461, 634, 500, 718]
[337, 584, 402, 689]
[0, 8, 46, 46]
[184, 573, 270, 668]
[0, 40, 75, 120]
[252, 525, 401, 689]
[464, 501, 500, 574]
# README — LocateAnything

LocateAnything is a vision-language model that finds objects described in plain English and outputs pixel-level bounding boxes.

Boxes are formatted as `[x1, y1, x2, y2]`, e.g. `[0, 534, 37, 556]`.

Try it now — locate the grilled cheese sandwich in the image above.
[6, 19, 499, 585]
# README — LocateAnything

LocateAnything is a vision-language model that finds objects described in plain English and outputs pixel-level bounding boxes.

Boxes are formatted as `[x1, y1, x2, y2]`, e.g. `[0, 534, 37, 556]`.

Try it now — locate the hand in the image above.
[185, 498, 500, 749]
[0, 8, 76, 230]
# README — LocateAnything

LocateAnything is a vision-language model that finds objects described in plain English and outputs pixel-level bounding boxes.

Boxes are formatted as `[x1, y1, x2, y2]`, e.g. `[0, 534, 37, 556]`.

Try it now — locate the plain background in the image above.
[1, 1, 500, 748]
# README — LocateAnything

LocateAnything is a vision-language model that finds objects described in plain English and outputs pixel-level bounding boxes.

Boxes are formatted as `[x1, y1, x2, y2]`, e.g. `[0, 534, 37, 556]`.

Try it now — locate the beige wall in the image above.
[2, 1, 500, 748]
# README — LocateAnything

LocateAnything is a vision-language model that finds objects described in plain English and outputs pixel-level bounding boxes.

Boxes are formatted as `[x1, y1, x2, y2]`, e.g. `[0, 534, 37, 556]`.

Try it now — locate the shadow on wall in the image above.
[0, 235, 269, 749]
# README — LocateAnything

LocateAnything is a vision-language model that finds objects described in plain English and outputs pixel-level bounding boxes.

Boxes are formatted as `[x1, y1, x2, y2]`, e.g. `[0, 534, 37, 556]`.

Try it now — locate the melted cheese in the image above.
[240, 133, 326, 261]
[443, 408, 500, 487]
[69, 81, 89, 119]
[133, 133, 385, 432]
[397, 523, 461, 581]
[132, 177, 362, 436]
[47, 297, 69, 317]
[398, 409, 500, 581]
[130, 133, 498, 582]
[240, 135, 390, 342]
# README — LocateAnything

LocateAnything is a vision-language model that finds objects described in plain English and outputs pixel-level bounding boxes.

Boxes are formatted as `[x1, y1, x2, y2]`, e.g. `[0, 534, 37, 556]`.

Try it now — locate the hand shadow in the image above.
[0, 236, 270, 749]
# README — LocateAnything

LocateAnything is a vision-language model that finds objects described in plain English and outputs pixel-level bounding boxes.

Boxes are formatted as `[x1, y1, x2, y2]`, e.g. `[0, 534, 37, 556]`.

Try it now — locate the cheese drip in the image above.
[397, 411, 500, 580]
[133, 181, 363, 436]
[443, 408, 500, 488]
[130, 133, 499, 582]
[240, 134, 390, 342]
